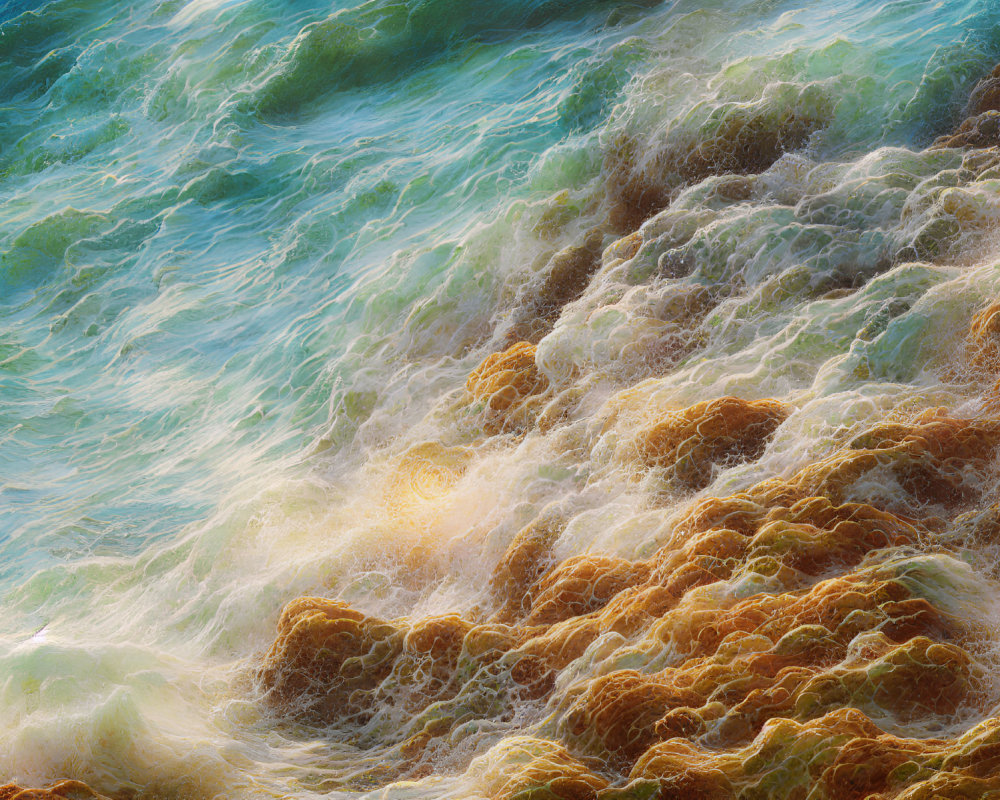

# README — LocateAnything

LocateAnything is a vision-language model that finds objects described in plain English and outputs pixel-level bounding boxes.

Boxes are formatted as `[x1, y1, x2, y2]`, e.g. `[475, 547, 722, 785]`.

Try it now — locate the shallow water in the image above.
[4, 0, 1000, 797]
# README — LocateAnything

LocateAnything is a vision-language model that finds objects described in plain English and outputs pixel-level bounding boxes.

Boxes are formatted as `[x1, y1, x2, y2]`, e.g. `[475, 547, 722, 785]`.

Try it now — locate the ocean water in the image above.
[4, 0, 1000, 797]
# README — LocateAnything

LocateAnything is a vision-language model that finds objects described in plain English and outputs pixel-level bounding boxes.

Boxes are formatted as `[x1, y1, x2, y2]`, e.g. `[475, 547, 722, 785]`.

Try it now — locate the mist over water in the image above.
[5, 0, 1000, 797]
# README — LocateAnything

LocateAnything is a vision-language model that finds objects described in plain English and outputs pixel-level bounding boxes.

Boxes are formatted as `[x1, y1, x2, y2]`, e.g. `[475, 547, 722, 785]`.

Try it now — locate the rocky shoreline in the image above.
[13, 47, 1000, 800]
[243, 62, 1000, 800]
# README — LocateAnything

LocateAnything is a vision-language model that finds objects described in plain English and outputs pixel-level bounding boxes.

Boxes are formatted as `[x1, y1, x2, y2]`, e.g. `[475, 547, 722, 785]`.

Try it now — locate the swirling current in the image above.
[4, 0, 1000, 798]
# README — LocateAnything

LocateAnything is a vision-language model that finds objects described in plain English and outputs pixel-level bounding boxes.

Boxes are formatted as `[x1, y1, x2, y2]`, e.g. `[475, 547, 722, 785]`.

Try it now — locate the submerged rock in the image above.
[507, 230, 607, 346]
[933, 65, 1000, 149]
[605, 86, 831, 231]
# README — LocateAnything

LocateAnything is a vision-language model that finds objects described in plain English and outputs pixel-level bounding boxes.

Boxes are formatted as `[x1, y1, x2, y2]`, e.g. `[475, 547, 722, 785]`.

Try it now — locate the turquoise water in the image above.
[3, 0, 1000, 796]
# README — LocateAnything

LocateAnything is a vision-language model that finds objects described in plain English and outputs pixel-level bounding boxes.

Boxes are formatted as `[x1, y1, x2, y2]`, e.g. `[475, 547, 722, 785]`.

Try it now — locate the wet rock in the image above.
[525, 556, 652, 626]
[931, 110, 1000, 149]
[964, 300, 1000, 377]
[490, 515, 566, 623]
[260, 402, 1000, 796]
[605, 94, 830, 232]
[479, 738, 609, 800]
[631, 396, 789, 491]
[748, 410, 1000, 511]
[258, 597, 406, 724]
[932, 65, 1000, 149]
[967, 64, 1000, 116]
[508, 230, 607, 345]
[466, 341, 550, 434]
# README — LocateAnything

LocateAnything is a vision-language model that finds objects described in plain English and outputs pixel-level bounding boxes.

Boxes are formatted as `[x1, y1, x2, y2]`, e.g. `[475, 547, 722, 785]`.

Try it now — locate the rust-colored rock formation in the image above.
[267, 58, 1000, 780]
[632, 396, 789, 490]
[313, 62, 1000, 800]
[466, 341, 550, 434]
[261, 405, 997, 735]
[490, 515, 567, 623]
[261, 396, 1000, 795]
[258, 594, 564, 741]
[259, 597, 408, 723]
[557, 575, 974, 764]
[525, 555, 653, 627]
